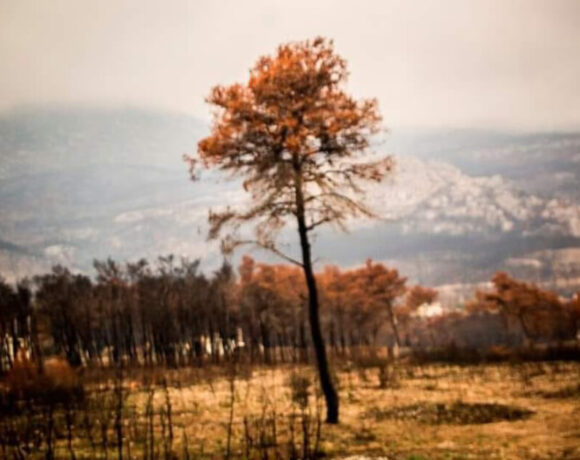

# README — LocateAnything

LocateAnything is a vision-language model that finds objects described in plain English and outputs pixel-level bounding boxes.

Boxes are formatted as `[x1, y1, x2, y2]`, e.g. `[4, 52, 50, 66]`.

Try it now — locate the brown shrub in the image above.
[2, 355, 82, 404]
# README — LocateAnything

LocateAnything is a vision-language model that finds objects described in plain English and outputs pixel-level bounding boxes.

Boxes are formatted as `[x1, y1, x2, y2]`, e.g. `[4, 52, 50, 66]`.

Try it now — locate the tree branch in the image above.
[306, 217, 332, 232]
[237, 239, 304, 267]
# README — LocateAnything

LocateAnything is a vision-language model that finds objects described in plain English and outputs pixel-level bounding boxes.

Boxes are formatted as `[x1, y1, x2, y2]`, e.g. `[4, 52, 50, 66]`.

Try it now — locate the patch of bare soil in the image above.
[367, 401, 534, 425]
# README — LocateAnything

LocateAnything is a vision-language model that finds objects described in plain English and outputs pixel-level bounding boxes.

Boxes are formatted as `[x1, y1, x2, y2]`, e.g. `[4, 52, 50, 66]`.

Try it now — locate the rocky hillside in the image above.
[1, 107, 579, 293]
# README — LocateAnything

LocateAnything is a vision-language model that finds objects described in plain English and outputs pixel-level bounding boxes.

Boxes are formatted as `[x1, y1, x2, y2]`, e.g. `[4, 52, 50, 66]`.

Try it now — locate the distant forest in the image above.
[1, 255, 578, 372]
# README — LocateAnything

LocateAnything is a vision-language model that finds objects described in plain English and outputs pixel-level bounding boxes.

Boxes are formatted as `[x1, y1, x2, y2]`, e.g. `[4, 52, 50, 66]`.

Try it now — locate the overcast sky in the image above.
[1, 0, 579, 131]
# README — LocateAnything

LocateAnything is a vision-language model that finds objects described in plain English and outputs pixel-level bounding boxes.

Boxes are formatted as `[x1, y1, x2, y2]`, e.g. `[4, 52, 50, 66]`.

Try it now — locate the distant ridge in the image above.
[1, 106, 579, 292]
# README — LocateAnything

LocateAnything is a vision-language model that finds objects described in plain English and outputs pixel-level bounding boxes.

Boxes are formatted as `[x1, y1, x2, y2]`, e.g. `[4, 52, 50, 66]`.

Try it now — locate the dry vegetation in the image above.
[2, 357, 579, 459]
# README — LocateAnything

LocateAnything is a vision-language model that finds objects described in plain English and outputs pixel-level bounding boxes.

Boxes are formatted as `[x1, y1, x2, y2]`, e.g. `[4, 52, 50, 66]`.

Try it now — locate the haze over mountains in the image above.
[1, 107, 579, 299]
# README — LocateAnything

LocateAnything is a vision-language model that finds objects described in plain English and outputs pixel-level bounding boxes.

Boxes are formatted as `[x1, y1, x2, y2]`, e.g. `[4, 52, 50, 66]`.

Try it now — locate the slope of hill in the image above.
[0, 107, 579, 292]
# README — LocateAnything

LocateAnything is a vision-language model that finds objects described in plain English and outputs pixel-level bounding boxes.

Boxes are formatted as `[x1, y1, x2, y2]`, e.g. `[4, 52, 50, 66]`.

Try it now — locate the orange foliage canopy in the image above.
[189, 37, 390, 253]
[349, 260, 407, 306]
[469, 271, 568, 341]
[238, 255, 306, 334]
[240, 257, 417, 345]
[317, 259, 408, 345]
[405, 285, 438, 311]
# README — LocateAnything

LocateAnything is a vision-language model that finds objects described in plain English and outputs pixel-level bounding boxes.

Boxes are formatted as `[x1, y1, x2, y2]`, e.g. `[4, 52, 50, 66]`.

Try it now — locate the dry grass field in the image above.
[2, 359, 580, 459]
[164, 361, 580, 459]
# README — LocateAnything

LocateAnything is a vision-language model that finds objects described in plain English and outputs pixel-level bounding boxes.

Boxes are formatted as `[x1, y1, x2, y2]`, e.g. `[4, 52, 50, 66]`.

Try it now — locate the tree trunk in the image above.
[338, 309, 348, 357]
[294, 185, 339, 423]
[386, 304, 401, 347]
[518, 313, 535, 347]
[259, 319, 272, 365]
[299, 319, 308, 363]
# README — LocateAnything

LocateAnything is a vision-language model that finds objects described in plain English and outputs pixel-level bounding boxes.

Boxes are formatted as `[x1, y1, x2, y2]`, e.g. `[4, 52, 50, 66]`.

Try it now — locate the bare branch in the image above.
[306, 217, 332, 232]
[245, 240, 303, 267]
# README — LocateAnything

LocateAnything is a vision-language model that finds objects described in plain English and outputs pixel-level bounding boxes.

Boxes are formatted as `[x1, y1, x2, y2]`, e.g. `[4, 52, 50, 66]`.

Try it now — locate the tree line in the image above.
[0, 256, 420, 371]
[1, 256, 578, 374]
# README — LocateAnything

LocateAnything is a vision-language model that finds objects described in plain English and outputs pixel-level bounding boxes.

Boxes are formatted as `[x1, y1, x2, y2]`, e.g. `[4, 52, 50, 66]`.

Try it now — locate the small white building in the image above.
[413, 301, 444, 318]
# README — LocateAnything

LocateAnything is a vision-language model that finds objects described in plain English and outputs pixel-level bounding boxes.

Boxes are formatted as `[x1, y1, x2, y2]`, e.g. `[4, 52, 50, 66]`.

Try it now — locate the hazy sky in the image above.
[1, 0, 579, 131]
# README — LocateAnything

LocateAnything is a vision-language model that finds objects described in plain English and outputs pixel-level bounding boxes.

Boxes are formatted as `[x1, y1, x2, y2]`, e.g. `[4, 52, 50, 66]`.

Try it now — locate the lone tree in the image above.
[188, 37, 391, 423]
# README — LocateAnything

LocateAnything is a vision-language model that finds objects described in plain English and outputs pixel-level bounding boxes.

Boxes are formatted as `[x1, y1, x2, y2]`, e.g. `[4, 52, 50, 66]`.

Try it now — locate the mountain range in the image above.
[0, 107, 579, 301]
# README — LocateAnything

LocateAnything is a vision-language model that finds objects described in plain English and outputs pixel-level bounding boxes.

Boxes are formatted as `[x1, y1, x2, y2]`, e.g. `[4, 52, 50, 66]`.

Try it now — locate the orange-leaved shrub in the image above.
[2, 352, 83, 404]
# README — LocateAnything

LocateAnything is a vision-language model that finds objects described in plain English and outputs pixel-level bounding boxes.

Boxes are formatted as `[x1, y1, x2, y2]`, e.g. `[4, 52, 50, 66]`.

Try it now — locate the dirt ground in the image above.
[3, 360, 580, 459]
[120, 360, 580, 459]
